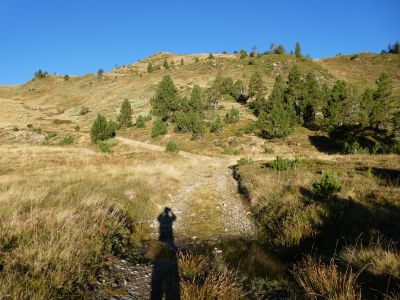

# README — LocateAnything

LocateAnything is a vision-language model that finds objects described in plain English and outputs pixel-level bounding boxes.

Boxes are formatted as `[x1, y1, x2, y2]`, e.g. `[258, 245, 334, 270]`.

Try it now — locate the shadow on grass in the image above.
[356, 166, 400, 187]
[308, 135, 342, 154]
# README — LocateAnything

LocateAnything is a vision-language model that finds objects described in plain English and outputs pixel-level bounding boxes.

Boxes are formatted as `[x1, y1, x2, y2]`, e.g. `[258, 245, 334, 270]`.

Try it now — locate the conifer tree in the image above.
[90, 114, 116, 143]
[180, 58, 184, 66]
[135, 115, 145, 128]
[275, 45, 286, 54]
[117, 99, 133, 128]
[323, 80, 348, 130]
[248, 72, 265, 99]
[163, 59, 170, 69]
[370, 73, 393, 129]
[295, 42, 302, 58]
[150, 75, 181, 123]
[302, 72, 321, 126]
[188, 84, 204, 114]
[285, 65, 304, 124]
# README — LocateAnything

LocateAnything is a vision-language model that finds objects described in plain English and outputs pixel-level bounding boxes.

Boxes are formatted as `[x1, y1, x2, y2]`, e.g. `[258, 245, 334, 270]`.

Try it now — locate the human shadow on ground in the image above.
[150, 207, 180, 300]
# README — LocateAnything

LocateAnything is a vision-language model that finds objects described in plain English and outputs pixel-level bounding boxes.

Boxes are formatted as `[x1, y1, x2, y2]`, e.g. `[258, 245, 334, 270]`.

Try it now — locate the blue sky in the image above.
[0, 0, 399, 84]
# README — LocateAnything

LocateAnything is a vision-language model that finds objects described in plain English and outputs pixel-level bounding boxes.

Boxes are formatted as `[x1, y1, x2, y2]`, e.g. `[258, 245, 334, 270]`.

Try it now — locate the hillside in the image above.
[1, 51, 400, 299]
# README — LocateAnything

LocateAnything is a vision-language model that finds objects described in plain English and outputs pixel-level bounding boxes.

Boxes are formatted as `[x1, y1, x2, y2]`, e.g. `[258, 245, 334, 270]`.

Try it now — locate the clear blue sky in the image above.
[0, 0, 399, 84]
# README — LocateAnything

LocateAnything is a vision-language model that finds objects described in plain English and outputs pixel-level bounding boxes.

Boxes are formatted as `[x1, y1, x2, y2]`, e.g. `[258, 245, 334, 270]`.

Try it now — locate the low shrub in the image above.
[221, 148, 240, 155]
[344, 140, 368, 154]
[224, 107, 240, 124]
[263, 146, 275, 154]
[151, 118, 167, 138]
[312, 172, 342, 199]
[80, 107, 90, 115]
[74, 125, 80, 131]
[237, 157, 254, 166]
[27, 124, 33, 128]
[266, 157, 300, 171]
[165, 140, 179, 153]
[12, 127, 19, 131]
[98, 142, 111, 153]
[210, 115, 223, 133]
[59, 136, 74, 145]
[135, 115, 145, 128]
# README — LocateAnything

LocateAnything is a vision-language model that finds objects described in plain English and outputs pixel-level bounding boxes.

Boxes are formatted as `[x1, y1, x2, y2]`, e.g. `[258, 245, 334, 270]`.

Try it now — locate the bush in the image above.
[221, 148, 241, 155]
[27, 124, 33, 128]
[165, 140, 179, 153]
[237, 157, 254, 166]
[210, 115, 223, 133]
[174, 112, 204, 139]
[392, 139, 400, 154]
[74, 125, 80, 131]
[343, 140, 368, 154]
[208, 53, 215, 59]
[263, 146, 275, 154]
[90, 114, 116, 143]
[151, 118, 167, 138]
[12, 127, 19, 131]
[98, 142, 111, 153]
[224, 107, 240, 124]
[135, 115, 145, 128]
[267, 156, 300, 171]
[59, 136, 74, 145]
[64, 74, 70, 81]
[312, 172, 342, 199]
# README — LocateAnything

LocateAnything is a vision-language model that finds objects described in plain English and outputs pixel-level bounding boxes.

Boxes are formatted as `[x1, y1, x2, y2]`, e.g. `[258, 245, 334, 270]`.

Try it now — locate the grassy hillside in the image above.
[1, 51, 400, 299]
[317, 52, 400, 97]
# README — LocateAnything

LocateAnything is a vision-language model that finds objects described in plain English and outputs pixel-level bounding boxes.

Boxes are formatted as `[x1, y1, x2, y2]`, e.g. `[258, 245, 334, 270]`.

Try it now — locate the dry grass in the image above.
[0, 143, 181, 299]
[291, 256, 362, 300]
[178, 253, 246, 300]
[341, 238, 400, 279]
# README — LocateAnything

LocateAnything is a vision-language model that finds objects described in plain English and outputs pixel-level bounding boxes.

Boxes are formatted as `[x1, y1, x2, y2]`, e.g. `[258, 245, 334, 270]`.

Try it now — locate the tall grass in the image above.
[291, 256, 362, 300]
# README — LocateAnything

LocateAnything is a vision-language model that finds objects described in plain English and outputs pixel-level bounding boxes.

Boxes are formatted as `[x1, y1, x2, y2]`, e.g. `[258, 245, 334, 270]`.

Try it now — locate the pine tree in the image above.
[239, 49, 247, 59]
[151, 118, 167, 138]
[150, 75, 181, 123]
[163, 59, 170, 69]
[371, 73, 393, 129]
[285, 65, 304, 124]
[117, 99, 133, 128]
[257, 75, 295, 138]
[90, 114, 116, 143]
[97, 69, 104, 77]
[302, 72, 321, 126]
[275, 45, 286, 54]
[180, 58, 184, 66]
[323, 80, 348, 130]
[295, 42, 302, 58]
[188, 84, 204, 114]
[248, 72, 265, 99]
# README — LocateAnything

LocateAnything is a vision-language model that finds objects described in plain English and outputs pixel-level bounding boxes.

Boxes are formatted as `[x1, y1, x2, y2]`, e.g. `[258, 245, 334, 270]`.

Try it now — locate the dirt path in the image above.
[90, 137, 257, 299]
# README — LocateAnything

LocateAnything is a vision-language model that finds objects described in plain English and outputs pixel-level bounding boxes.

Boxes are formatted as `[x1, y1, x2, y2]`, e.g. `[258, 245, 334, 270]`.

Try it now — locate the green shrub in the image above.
[165, 140, 179, 153]
[263, 146, 275, 154]
[210, 115, 223, 133]
[90, 114, 116, 143]
[392, 139, 400, 154]
[237, 157, 254, 165]
[144, 114, 152, 121]
[151, 118, 167, 138]
[224, 107, 240, 124]
[221, 148, 241, 155]
[98, 142, 111, 153]
[135, 115, 145, 128]
[208, 53, 215, 59]
[174, 112, 193, 133]
[117, 99, 133, 128]
[33, 127, 42, 134]
[59, 136, 74, 145]
[343, 140, 368, 154]
[243, 122, 257, 134]
[74, 125, 80, 131]
[46, 132, 58, 140]
[27, 124, 33, 128]
[312, 172, 342, 199]
[267, 156, 300, 171]
[12, 127, 19, 131]
[371, 142, 384, 154]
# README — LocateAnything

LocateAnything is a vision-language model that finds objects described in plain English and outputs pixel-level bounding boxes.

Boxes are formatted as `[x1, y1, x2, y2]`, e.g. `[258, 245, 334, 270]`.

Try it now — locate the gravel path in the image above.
[90, 137, 257, 299]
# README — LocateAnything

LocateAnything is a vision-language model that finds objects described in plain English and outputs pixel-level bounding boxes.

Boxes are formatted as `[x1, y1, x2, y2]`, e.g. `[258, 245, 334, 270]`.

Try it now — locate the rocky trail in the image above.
[90, 137, 257, 299]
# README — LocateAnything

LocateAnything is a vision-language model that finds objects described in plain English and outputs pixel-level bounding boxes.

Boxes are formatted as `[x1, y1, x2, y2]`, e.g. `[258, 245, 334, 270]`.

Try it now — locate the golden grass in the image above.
[341, 238, 400, 279]
[291, 256, 362, 300]
[178, 253, 246, 300]
[0, 143, 181, 299]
